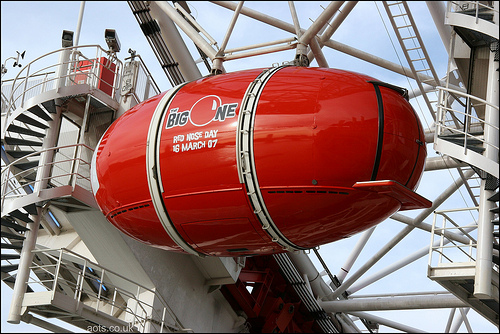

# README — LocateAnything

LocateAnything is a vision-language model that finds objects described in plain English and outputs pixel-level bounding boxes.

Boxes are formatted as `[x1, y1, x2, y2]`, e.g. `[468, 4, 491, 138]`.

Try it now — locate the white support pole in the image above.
[445, 308, 456, 333]
[319, 294, 467, 312]
[287, 251, 333, 299]
[348, 225, 477, 294]
[474, 37, 499, 299]
[425, 1, 452, 55]
[149, 1, 203, 81]
[212, 1, 244, 73]
[73, 1, 85, 47]
[7, 206, 42, 324]
[21, 313, 74, 333]
[458, 308, 473, 333]
[320, 1, 358, 43]
[288, 1, 302, 37]
[219, 1, 244, 53]
[336, 226, 376, 283]
[7, 53, 65, 322]
[154, 1, 217, 61]
[450, 307, 470, 333]
[297, 1, 343, 47]
[391, 212, 474, 245]
[348, 311, 427, 333]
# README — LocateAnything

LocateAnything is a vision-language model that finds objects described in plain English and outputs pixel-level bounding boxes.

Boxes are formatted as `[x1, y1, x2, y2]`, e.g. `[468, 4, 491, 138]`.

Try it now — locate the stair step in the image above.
[13, 160, 39, 171]
[493, 243, 499, 250]
[9, 210, 33, 224]
[437, 136, 486, 153]
[1, 243, 23, 250]
[439, 132, 484, 138]
[7, 124, 46, 138]
[5, 150, 39, 159]
[1, 264, 19, 273]
[4, 137, 43, 147]
[459, 8, 494, 22]
[1, 231, 26, 241]
[1, 254, 21, 260]
[492, 219, 499, 225]
[488, 192, 499, 202]
[447, 138, 484, 146]
[42, 99, 56, 114]
[494, 231, 499, 237]
[491, 207, 499, 214]
[28, 104, 52, 121]
[2, 275, 34, 292]
[20, 172, 37, 182]
[16, 114, 49, 130]
[440, 136, 484, 146]
[466, 146, 485, 154]
[24, 203, 38, 215]
[1, 218, 29, 232]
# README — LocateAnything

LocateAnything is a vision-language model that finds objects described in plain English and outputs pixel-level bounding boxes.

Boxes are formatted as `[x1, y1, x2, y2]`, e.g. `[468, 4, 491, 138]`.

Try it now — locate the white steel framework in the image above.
[1, 1, 498, 333]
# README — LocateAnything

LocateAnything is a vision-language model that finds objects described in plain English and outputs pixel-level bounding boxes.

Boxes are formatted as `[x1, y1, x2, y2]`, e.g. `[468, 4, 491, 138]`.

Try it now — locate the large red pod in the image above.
[91, 66, 430, 257]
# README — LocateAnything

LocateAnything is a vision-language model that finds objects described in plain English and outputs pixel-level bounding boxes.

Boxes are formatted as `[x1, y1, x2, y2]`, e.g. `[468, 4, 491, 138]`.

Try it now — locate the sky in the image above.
[1, 1, 498, 333]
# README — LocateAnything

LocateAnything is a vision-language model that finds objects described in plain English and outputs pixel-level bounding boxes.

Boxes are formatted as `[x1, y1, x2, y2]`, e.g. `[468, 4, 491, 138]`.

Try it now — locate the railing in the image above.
[2, 45, 122, 127]
[435, 86, 499, 156]
[122, 54, 161, 103]
[447, 1, 499, 22]
[429, 207, 480, 267]
[27, 248, 189, 333]
[1, 144, 94, 209]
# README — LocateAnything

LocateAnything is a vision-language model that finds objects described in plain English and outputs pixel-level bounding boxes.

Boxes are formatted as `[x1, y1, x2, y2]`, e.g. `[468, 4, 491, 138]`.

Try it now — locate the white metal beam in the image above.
[320, 294, 467, 312]
[348, 311, 427, 333]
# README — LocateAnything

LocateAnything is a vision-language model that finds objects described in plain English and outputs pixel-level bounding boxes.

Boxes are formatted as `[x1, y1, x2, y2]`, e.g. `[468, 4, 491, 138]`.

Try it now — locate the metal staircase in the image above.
[18, 247, 189, 333]
[426, 0, 499, 327]
[1, 44, 188, 332]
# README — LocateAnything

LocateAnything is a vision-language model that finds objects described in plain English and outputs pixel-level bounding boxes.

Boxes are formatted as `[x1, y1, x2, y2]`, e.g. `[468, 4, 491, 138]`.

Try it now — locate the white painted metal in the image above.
[237, 65, 305, 251]
[320, 294, 468, 312]
[330, 169, 475, 299]
[149, 1, 203, 81]
[2, 1, 499, 332]
[336, 227, 376, 283]
[145, 82, 203, 257]
[73, 2, 86, 47]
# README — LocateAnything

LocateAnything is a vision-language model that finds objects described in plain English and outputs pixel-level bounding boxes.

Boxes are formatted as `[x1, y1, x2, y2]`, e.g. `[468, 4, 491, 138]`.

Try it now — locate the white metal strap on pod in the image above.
[236, 66, 307, 252]
[146, 83, 205, 257]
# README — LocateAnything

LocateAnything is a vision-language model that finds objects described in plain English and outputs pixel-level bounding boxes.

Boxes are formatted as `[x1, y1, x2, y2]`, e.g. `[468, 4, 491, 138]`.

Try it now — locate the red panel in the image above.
[179, 218, 272, 256]
[97, 57, 116, 96]
[261, 187, 401, 248]
[74, 57, 116, 96]
[93, 92, 180, 251]
[376, 86, 426, 189]
[353, 180, 432, 210]
[253, 67, 398, 248]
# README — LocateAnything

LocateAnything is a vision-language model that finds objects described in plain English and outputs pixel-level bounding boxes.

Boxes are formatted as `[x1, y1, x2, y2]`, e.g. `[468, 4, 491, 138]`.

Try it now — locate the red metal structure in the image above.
[73, 57, 117, 96]
[221, 255, 327, 333]
[91, 66, 431, 257]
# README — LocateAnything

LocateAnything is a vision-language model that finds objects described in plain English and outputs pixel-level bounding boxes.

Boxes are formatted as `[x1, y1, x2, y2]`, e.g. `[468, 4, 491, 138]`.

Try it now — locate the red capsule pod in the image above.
[91, 66, 430, 257]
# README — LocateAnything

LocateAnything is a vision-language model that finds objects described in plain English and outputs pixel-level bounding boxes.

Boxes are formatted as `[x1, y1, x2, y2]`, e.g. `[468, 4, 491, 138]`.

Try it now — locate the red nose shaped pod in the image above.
[91, 66, 430, 257]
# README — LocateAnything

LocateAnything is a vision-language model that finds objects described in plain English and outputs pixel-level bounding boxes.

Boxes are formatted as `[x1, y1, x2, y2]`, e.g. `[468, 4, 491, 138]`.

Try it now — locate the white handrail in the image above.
[27, 248, 190, 333]
[435, 86, 500, 152]
[2, 45, 123, 132]
[1, 144, 94, 209]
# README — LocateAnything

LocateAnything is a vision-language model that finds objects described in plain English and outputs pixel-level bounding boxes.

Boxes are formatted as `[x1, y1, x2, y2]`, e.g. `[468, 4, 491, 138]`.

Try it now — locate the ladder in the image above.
[382, 1, 442, 120]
